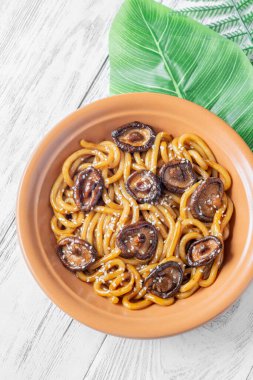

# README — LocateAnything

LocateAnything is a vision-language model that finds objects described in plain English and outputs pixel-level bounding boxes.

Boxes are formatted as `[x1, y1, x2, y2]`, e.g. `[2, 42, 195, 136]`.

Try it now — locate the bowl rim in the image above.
[16, 93, 253, 338]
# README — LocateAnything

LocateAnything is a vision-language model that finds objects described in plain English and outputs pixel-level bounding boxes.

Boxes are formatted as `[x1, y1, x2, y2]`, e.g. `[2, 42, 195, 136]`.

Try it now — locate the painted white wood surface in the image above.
[0, 1, 252, 379]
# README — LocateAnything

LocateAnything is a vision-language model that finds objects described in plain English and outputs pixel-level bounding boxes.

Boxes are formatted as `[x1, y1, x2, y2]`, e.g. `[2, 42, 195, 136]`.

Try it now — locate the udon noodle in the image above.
[50, 123, 233, 309]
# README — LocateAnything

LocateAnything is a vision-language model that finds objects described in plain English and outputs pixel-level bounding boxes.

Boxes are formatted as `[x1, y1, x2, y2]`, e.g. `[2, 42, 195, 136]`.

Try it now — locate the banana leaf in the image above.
[164, 0, 253, 63]
[109, 0, 253, 149]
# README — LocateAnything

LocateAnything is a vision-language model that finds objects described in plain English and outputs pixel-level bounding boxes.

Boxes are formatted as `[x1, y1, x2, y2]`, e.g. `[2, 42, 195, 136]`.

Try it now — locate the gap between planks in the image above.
[0, 55, 110, 377]
[0, 55, 109, 249]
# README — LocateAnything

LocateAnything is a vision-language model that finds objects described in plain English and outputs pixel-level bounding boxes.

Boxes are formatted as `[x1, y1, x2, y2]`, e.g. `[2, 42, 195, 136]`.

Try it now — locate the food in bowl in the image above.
[50, 121, 233, 309]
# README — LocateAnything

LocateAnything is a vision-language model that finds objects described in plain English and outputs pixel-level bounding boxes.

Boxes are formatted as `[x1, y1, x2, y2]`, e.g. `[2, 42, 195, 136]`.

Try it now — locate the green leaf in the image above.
[164, 0, 253, 62]
[109, 0, 253, 150]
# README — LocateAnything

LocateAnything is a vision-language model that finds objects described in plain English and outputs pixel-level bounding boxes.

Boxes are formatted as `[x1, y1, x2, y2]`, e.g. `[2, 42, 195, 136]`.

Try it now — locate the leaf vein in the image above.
[136, 1, 183, 98]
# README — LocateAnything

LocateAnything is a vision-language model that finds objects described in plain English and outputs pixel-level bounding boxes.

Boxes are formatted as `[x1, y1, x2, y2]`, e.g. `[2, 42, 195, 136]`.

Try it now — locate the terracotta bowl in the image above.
[17, 93, 253, 338]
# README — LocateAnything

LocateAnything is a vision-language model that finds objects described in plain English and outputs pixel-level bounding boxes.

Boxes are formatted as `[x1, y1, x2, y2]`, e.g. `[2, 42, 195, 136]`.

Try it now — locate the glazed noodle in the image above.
[50, 122, 233, 309]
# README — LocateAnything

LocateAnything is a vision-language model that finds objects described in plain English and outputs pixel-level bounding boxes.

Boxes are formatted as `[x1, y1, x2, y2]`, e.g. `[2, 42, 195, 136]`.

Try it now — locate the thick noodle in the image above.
[50, 132, 233, 309]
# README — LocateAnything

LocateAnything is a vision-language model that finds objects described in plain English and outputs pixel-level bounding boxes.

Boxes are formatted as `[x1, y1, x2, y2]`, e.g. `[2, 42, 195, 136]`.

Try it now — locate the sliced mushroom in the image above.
[160, 160, 197, 194]
[111, 121, 156, 152]
[116, 221, 158, 260]
[190, 177, 224, 222]
[126, 170, 161, 204]
[186, 236, 223, 267]
[145, 261, 183, 298]
[73, 167, 104, 212]
[57, 237, 97, 271]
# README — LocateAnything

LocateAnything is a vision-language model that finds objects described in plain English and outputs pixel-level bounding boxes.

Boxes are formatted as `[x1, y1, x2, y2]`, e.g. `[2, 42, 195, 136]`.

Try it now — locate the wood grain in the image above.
[0, 0, 120, 233]
[0, 55, 111, 380]
[83, 289, 253, 380]
[1, 0, 253, 379]
[0, 0, 115, 378]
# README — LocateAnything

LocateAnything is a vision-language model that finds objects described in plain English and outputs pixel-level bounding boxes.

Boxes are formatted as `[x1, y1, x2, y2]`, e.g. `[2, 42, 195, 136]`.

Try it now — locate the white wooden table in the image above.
[1, 1, 253, 379]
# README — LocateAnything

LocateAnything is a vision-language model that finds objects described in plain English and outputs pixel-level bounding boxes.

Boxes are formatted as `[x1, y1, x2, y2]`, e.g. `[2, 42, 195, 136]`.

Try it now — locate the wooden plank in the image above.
[0, 60, 111, 379]
[0, 0, 121, 233]
[84, 283, 253, 380]
[0, 0, 118, 377]
[0, 65, 112, 380]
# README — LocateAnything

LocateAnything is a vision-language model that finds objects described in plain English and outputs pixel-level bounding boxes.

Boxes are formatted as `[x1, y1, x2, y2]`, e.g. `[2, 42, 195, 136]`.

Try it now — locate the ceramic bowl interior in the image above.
[17, 93, 253, 338]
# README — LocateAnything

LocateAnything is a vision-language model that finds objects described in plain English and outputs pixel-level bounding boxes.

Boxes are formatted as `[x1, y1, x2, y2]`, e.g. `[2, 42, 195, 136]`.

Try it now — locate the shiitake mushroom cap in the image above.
[116, 221, 158, 260]
[145, 261, 183, 299]
[126, 170, 161, 204]
[186, 235, 223, 267]
[160, 159, 197, 194]
[111, 121, 156, 153]
[190, 177, 224, 222]
[73, 167, 104, 212]
[57, 237, 97, 271]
